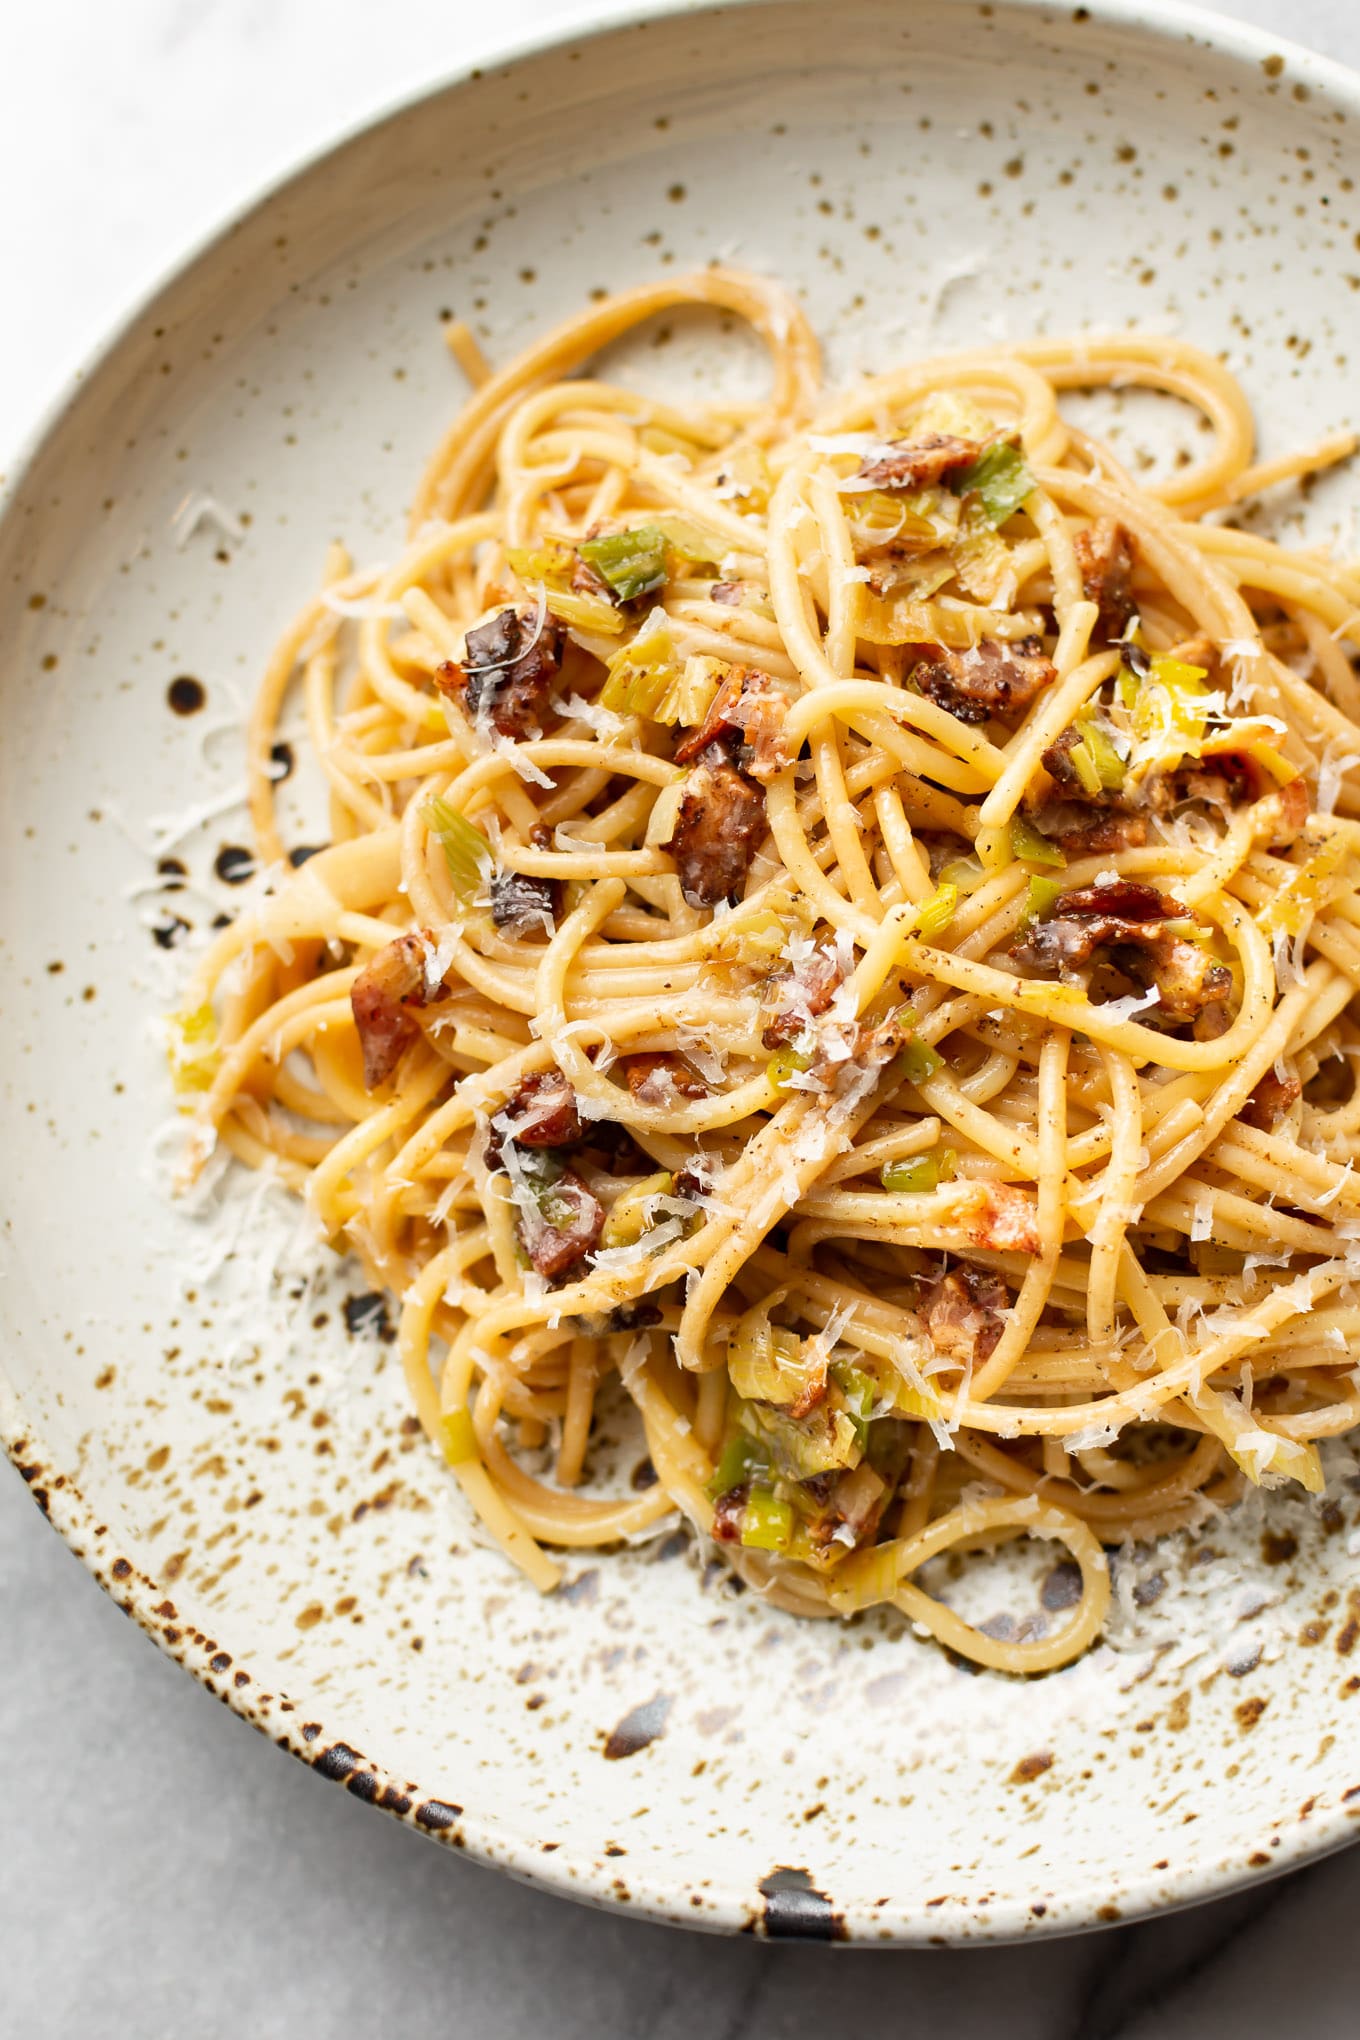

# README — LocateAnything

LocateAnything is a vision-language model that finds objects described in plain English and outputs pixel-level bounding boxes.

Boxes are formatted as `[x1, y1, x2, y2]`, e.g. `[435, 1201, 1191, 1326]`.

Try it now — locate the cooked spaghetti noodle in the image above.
[169, 270, 1360, 1674]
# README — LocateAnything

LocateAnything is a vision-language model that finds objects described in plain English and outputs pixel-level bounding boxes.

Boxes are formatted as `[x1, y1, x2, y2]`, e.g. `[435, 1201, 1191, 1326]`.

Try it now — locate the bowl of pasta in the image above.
[4, 0, 1360, 1942]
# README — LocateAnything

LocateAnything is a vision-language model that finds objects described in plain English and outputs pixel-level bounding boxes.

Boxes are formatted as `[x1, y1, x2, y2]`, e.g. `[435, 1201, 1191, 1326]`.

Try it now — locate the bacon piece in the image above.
[673, 667, 791, 784]
[923, 1266, 1009, 1366]
[435, 605, 565, 740]
[521, 1168, 604, 1281]
[711, 1483, 750, 1540]
[760, 946, 847, 1048]
[490, 870, 558, 936]
[663, 743, 767, 908]
[914, 636, 1056, 727]
[1240, 1069, 1303, 1132]
[1074, 518, 1138, 642]
[500, 1068, 584, 1148]
[1011, 880, 1233, 1028]
[351, 929, 441, 1090]
[972, 1183, 1042, 1255]
[1035, 806, 1149, 855]
[624, 1052, 709, 1104]
[708, 580, 744, 606]
[858, 432, 982, 490]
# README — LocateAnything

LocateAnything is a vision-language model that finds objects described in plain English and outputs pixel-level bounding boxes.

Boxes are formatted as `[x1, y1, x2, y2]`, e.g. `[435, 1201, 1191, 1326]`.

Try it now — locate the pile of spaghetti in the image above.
[171, 270, 1360, 1673]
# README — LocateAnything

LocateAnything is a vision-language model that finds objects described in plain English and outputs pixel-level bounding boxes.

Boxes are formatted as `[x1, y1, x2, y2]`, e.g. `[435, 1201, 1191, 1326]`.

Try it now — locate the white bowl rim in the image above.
[5, 0, 1360, 1942]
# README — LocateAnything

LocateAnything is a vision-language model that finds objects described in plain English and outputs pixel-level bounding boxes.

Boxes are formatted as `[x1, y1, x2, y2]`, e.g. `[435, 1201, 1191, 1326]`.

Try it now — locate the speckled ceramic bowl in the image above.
[4, 0, 1360, 1943]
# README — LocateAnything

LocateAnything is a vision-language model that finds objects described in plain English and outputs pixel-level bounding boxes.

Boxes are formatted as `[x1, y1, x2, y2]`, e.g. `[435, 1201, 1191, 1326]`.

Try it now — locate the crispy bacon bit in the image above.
[1036, 807, 1149, 855]
[923, 1266, 1009, 1366]
[972, 1183, 1042, 1255]
[858, 432, 982, 490]
[435, 605, 565, 740]
[760, 946, 847, 1048]
[914, 636, 1056, 727]
[1274, 773, 1310, 843]
[624, 1052, 709, 1105]
[351, 929, 441, 1090]
[522, 1168, 604, 1280]
[711, 1483, 750, 1541]
[1241, 1069, 1303, 1132]
[502, 1068, 584, 1148]
[663, 743, 767, 908]
[673, 667, 791, 783]
[1011, 880, 1233, 1030]
[1074, 518, 1138, 642]
[570, 552, 612, 601]
[490, 870, 558, 936]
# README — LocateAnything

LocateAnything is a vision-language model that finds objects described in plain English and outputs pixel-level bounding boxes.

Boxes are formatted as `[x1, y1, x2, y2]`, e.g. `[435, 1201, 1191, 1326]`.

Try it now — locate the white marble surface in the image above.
[4, 0, 1360, 2031]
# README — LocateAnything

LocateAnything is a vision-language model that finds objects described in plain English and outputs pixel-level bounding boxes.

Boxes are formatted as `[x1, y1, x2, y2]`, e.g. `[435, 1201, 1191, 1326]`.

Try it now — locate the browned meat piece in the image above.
[914, 636, 1056, 727]
[490, 870, 558, 936]
[1240, 1069, 1303, 1132]
[1035, 806, 1149, 855]
[673, 667, 791, 784]
[1040, 722, 1124, 804]
[570, 552, 612, 601]
[1276, 774, 1310, 841]
[972, 1184, 1042, 1255]
[760, 946, 847, 1048]
[435, 605, 565, 740]
[521, 1168, 604, 1280]
[663, 743, 767, 908]
[501, 1068, 584, 1148]
[711, 1483, 750, 1540]
[708, 580, 744, 606]
[624, 1052, 709, 1104]
[1074, 519, 1138, 642]
[1011, 880, 1233, 1030]
[923, 1266, 1010, 1366]
[858, 432, 982, 490]
[351, 929, 441, 1090]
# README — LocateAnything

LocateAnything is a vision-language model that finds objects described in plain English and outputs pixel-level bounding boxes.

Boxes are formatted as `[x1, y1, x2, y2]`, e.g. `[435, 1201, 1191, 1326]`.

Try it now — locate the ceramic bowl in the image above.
[4, 0, 1360, 1942]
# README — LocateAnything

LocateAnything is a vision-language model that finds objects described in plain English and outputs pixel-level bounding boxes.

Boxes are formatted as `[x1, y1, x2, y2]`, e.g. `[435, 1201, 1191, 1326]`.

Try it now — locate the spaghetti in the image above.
[170, 270, 1360, 1674]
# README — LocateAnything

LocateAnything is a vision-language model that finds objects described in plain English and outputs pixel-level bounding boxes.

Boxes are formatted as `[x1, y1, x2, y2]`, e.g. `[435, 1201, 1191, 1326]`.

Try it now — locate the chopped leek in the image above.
[505, 538, 575, 588]
[167, 1003, 219, 1094]
[715, 443, 771, 513]
[653, 512, 725, 569]
[706, 1429, 764, 1498]
[427, 797, 491, 899]
[951, 515, 1012, 602]
[1066, 738, 1103, 797]
[768, 1046, 815, 1091]
[939, 853, 986, 894]
[1010, 814, 1066, 867]
[578, 526, 668, 602]
[830, 1359, 877, 1450]
[728, 1305, 819, 1407]
[541, 586, 625, 636]
[440, 1407, 479, 1466]
[751, 1401, 862, 1479]
[599, 1172, 675, 1251]
[1075, 710, 1127, 791]
[600, 623, 678, 717]
[913, 881, 959, 941]
[880, 1149, 957, 1194]
[897, 1036, 944, 1086]
[851, 486, 960, 554]
[953, 441, 1035, 526]
[1023, 874, 1064, 925]
[740, 1486, 795, 1552]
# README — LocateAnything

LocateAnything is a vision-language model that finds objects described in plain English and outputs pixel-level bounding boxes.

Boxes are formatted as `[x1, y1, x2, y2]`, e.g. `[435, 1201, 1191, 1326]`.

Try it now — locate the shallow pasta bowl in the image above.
[4, 0, 1360, 1943]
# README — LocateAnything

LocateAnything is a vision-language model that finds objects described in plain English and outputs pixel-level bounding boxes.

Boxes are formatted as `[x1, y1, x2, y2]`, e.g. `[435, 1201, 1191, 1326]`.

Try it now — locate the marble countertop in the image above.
[5, 1, 1360, 2032]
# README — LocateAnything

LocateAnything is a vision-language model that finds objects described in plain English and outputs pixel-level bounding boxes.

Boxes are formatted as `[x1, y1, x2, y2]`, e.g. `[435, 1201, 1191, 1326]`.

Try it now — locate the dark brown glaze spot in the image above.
[415, 1798, 463, 1830]
[111, 1557, 132, 1581]
[1236, 1697, 1269, 1731]
[630, 1457, 659, 1491]
[157, 856, 187, 890]
[313, 1741, 364, 1781]
[1010, 1751, 1054, 1785]
[270, 741, 294, 782]
[343, 1291, 395, 1342]
[289, 843, 323, 867]
[299, 1722, 322, 1743]
[379, 1786, 413, 1815]
[152, 914, 191, 950]
[214, 844, 256, 886]
[603, 1694, 673, 1760]
[1336, 1616, 1359, 1657]
[605, 1844, 626, 1858]
[1261, 1529, 1299, 1567]
[167, 674, 205, 715]
[209, 1651, 231, 1674]
[757, 1866, 845, 1942]
[346, 1771, 379, 1802]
